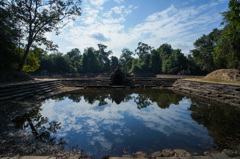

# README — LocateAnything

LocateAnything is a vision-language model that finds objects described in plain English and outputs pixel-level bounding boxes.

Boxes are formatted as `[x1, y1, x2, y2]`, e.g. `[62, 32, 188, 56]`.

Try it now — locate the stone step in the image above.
[0, 80, 64, 101]
[0, 82, 63, 98]
[0, 81, 61, 93]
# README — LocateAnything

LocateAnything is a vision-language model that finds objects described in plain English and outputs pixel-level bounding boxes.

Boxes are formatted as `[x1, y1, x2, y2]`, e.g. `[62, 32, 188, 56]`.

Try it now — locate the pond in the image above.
[11, 89, 240, 158]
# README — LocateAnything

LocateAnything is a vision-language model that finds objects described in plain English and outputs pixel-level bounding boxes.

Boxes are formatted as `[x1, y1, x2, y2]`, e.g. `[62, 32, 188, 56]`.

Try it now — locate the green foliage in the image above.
[22, 46, 44, 72]
[213, 0, 240, 69]
[135, 42, 153, 59]
[6, 0, 81, 71]
[157, 43, 172, 61]
[96, 44, 112, 73]
[190, 29, 220, 73]
[192, 0, 240, 71]
[0, 0, 21, 71]
[80, 48, 100, 73]
[157, 44, 189, 74]
[2, 0, 240, 76]
[110, 56, 119, 71]
[65, 48, 81, 73]
[119, 48, 133, 72]
[213, 29, 239, 69]
[222, 0, 240, 41]
[150, 50, 162, 74]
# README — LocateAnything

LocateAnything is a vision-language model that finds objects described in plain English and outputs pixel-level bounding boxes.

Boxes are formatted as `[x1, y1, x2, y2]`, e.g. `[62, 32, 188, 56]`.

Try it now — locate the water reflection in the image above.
[61, 89, 184, 109]
[12, 107, 61, 143]
[189, 99, 240, 150]
[12, 89, 240, 158]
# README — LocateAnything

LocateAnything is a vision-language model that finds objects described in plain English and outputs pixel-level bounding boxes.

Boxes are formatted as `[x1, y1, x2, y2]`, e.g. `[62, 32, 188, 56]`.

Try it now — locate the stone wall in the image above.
[60, 78, 178, 88]
[173, 79, 240, 106]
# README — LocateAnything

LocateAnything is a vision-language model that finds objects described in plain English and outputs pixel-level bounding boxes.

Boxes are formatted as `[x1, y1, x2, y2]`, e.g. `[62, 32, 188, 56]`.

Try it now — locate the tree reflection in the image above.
[189, 99, 240, 150]
[63, 89, 183, 109]
[134, 94, 152, 109]
[12, 106, 61, 143]
[137, 90, 184, 109]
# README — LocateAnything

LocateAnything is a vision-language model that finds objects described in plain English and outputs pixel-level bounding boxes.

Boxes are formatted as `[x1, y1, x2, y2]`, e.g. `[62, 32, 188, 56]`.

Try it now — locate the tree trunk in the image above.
[18, 43, 31, 72]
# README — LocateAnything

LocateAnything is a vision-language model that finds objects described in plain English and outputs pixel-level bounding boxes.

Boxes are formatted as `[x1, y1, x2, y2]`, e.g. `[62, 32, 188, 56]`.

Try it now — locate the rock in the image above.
[236, 145, 240, 154]
[174, 149, 191, 157]
[122, 155, 132, 157]
[204, 151, 210, 156]
[134, 151, 147, 157]
[192, 152, 204, 156]
[222, 149, 235, 157]
[151, 151, 162, 157]
[210, 152, 229, 159]
[162, 149, 174, 157]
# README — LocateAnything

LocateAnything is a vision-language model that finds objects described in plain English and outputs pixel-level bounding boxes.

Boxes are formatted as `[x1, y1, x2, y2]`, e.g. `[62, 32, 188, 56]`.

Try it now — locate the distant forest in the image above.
[0, 0, 239, 76]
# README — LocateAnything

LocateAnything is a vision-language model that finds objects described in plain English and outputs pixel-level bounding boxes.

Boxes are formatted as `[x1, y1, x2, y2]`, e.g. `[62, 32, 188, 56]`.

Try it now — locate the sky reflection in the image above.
[37, 89, 213, 157]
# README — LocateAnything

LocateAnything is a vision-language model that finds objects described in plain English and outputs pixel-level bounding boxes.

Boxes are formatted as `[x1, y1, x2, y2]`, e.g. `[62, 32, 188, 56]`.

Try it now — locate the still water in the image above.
[12, 89, 240, 158]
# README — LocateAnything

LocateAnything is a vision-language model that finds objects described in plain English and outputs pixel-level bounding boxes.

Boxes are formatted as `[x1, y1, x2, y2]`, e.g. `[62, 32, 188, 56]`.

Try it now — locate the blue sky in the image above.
[47, 0, 229, 57]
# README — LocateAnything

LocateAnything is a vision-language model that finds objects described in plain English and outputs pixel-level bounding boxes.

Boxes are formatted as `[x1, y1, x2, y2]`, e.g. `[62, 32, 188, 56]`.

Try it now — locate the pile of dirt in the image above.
[203, 69, 240, 82]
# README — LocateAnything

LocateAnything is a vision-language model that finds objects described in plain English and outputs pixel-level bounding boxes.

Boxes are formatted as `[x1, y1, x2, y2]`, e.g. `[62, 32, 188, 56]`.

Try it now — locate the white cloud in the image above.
[114, 0, 125, 4]
[50, 0, 227, 57]
[90, 0, 108, 6]
[39, 94, 212, 157]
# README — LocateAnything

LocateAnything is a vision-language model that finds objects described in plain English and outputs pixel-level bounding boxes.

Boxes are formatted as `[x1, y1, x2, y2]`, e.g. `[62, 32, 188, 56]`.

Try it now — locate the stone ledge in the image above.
[0, 156, 56, 159]
[173, 79, 240, 107]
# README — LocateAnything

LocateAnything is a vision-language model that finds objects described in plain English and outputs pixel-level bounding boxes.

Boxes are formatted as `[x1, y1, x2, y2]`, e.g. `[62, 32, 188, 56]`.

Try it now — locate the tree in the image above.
[0, 0, 21, 71]
[190, 29, 220, 72]
[80, 48, 100, 73]
[110, 56, 119, 71]
[135, 42, 153, 59]
[157, 44, 188, 74]
[52, 53, 71, 73]
[7, 0, 81, 71]
[120, 48, 133, 61]
[221, 0, 240, 42]
[157, 43, 172, 61]
[65, 48, 81, 73]
[213, 0, 240, 69]
[66, 48, 81, 59]
[119, 48, 133, 73]
[213, 28, 238, 68]
[22, 46, 45, 72]
[96, 44, 112, 72]
[150, 49, 162, 74]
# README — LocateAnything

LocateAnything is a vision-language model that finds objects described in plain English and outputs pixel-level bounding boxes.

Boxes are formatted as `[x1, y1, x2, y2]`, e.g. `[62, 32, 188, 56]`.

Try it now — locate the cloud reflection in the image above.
[39, 90, 212, 156]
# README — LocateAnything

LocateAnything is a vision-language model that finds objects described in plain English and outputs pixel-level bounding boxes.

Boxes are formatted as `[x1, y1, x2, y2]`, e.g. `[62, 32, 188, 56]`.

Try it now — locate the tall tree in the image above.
[96, 44, 112, 72]
[0, 0, 21, 71]
[119, 48, 133, 73]
[213, 0, 240, 69]
[157, 43, 172, 61]
[80, 48, 100, 73]
[110, 56, 119, 71]
[150, 49, 162, 74]
[7, 0, 81, 71]
[65, 48, 81, 72]
[190, 29, 220, 72]
[135, 42, 153, 59]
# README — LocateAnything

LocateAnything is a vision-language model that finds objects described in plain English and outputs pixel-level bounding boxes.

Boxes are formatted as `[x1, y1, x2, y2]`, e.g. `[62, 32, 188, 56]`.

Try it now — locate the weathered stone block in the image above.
[134, 151, 147, 157]
[162, 149, 174, 157]
[174, 149, 191, 157]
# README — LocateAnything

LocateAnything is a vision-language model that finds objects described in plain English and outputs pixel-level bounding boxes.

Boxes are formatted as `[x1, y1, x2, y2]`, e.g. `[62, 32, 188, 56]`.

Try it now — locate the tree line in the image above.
[0, 0, 239, 75]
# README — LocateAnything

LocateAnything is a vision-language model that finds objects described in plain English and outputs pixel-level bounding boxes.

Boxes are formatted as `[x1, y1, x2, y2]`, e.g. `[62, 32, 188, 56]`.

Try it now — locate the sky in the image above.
[47, 0, 229, 57]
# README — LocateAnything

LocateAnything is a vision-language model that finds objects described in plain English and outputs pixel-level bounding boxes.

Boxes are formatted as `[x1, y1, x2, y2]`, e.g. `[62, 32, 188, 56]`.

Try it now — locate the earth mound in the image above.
[203, 69, 240, 82]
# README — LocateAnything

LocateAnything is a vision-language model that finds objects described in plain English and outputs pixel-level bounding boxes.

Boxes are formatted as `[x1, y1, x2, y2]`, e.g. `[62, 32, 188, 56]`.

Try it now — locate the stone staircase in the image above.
[0, 80, 64, 101]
